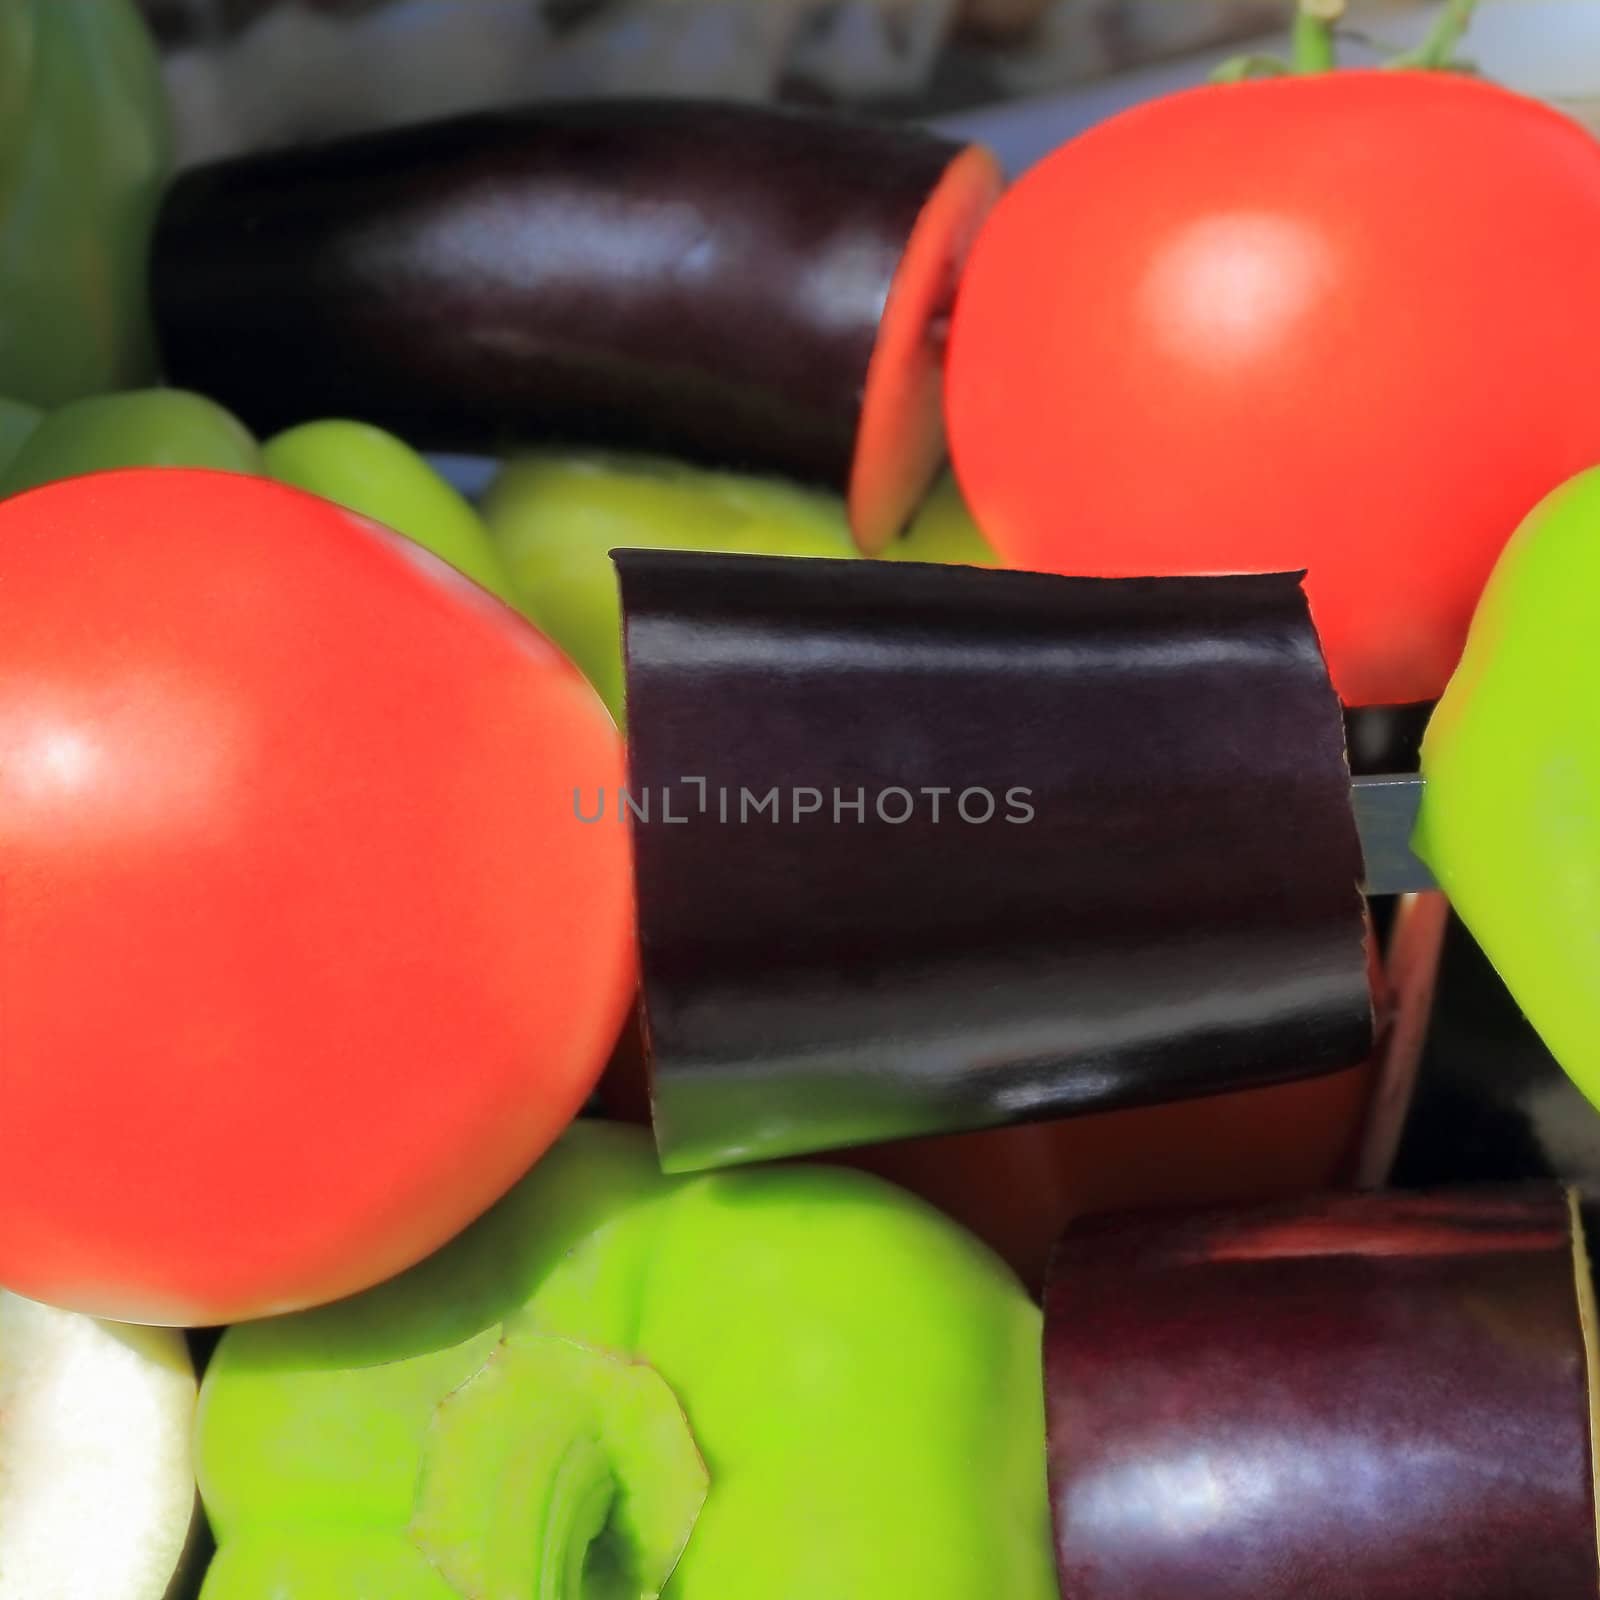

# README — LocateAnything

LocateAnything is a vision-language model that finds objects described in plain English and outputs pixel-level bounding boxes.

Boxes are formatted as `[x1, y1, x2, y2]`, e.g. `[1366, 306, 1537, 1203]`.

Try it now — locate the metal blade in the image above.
[1351, 773, 1435, 895]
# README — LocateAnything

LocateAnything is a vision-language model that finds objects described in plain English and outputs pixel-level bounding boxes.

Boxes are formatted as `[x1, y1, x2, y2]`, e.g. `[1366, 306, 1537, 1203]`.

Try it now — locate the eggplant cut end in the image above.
[849, 144, 1003, 556]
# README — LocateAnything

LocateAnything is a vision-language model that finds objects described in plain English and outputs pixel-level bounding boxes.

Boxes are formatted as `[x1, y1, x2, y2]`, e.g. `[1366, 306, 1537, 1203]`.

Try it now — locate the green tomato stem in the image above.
[1385, 0, 1480, 70]
[1291, 0, 1343, 72]
[1212, 51, 1291, 83]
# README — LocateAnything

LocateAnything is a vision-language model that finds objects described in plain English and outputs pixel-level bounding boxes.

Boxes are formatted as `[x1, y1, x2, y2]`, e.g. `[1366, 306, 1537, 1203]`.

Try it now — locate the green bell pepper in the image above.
[1414, 461, 1600, 1115]
[0, 388, 264, 495]
[485, 452, 995, 725]
[0, 393, 511, 599]
[195, 1121, 1054, 1600]
[0, 0, 172, 407]
[264, 419, 516, 603]
[0, 393, 41, 477]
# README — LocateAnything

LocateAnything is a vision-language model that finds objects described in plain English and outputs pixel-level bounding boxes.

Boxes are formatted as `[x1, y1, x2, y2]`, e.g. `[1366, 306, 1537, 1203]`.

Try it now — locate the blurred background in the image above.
[138, 0, 1600, 171]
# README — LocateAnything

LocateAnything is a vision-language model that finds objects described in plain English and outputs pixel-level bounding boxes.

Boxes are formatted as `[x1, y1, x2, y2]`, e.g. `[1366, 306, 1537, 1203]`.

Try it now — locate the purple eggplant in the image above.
[616, 550, 1373, 1171]
[1044, 1189, 1599, 1600]
[151, 100, 1001, 553]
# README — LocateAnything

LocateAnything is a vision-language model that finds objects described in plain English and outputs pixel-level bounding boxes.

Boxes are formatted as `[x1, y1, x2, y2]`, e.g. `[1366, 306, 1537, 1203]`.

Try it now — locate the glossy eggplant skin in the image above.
[617, 551, 1372, 1171]
[1045, 1190, 1597, 1600]
[152, 101, 963, 482]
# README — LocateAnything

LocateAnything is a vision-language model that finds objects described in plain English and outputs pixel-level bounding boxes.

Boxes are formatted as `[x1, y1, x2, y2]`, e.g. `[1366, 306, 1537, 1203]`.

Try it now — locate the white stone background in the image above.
[140, 0, 1600, 171]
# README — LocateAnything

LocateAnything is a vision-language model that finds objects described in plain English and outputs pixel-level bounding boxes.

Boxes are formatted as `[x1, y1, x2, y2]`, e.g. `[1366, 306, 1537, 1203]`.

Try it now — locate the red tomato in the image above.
[0, 470, 635, 1324]
[947, 71, 1600, 706]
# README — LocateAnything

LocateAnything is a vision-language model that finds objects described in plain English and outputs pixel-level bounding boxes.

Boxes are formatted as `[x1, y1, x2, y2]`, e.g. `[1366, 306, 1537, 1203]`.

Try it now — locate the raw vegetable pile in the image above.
[7, 2, 1600, 1598]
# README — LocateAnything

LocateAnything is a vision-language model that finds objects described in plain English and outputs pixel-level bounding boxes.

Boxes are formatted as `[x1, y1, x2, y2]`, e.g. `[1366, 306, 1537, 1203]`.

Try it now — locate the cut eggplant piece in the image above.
[1044, 1189, 1600, 1600]
[617, 551, 1373, 1171]
[151, 101, 1000, 554]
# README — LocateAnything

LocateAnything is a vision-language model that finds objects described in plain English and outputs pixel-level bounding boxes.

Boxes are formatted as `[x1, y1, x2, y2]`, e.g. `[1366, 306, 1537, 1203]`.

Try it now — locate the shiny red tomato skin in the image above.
[947, 71, 1600, 707]
[0, 470, 635, 1324]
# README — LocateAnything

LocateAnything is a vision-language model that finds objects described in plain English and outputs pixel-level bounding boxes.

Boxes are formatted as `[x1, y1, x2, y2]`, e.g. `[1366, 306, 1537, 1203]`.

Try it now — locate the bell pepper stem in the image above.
[544, 1439, 619, 1600]
[413, 1334, 708, 1600]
